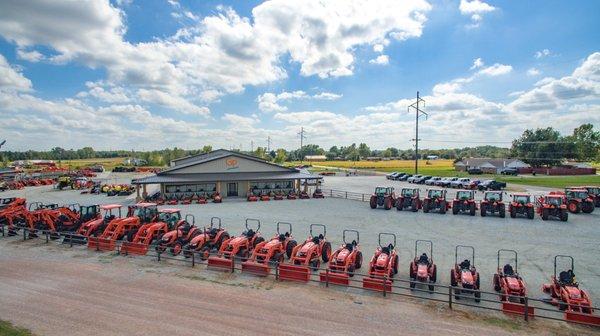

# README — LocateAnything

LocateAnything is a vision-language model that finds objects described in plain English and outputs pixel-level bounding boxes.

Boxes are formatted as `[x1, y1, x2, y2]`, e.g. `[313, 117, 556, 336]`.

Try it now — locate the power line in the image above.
[408, 91, 427, 174]
[267, 136, 272, 152]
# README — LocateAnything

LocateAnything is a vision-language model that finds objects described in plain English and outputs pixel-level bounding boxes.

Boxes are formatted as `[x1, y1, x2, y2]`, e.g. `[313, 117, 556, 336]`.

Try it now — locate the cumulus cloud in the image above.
[527, 68, 541, 76]
[369, 55, 390, 65]
[431, 59, 513, 94]
[0, 54, 32, 92]
[459, 0, 496, 27]
[534, 49, 551, 59]
[257, 90, 342, 112]
[470, 57, 484, 70]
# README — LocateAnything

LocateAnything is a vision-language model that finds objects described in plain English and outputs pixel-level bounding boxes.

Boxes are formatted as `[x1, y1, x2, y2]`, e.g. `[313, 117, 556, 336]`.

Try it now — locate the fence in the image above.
[1, 223, 599, 328]
[320, 189, 371, 202]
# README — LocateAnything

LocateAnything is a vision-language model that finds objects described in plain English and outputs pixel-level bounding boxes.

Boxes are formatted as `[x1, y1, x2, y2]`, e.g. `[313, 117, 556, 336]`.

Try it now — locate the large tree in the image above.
[570, 123, 600, 161]
[511, 127, 566, 167]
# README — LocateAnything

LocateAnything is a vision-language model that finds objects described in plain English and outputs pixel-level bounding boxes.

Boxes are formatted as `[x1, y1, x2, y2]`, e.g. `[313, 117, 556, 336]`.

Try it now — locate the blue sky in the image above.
[0, 0, 598, 151]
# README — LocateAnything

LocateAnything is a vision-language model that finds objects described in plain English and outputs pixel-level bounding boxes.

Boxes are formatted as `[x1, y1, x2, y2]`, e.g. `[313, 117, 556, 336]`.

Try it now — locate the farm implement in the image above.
[536, 195, 568, 221]
[362, 233, 399, 292]
[480, 191, 506, 218]
[422, 189, 449, 214]
[493, 249, 533, 316]
[319, 229, 362, 286]
[207, 219, 263, 271]
[242, 222, 297, 276]
[395, 188, 421, 212]
[509, 193, 535, 219]
[452, 190, 477, 216]
[62, 204, 122, 245]
[370, 187, 395, 210]
[409, 240, 437, 292]
[450, 245, 481, 302]
[182, 217, 229, 259]
[121, 209, 186, 255]
[278, 224, 331, 282]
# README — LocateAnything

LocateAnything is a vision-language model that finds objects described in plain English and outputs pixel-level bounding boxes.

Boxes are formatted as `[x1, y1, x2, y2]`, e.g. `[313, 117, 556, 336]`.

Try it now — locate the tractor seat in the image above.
[559, 270, 575, 285]
[503, 264, 514, 276]
[345, 243, 354, 251]
[245, 229, 255, 238]
[278, 234, 286, 242]
[419, 253, 429, 264]
[460, 259, 471, 270]
[209, 228, 218, 237]
[180, 223, 191, 234]
[312, 236, 320, 244]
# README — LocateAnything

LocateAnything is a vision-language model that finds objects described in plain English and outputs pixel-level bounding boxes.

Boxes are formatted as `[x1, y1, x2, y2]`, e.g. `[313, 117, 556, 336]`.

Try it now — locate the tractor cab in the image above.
[0, 198, 16, 208]
[370, 187, 396, 209]
[401, 188, 417, 198]
[565, 188, 590, 201]
[427, 189, 445, 199]
[545, 195, 563, 207]
[484, 191, 503, 202]
[156, 209, 182, 229]
[100, 204, 123, 222]
[375, 186, 393, 196]
[513, 194, 531, 205]
[79, 205, 100, 223]
[456, 190, 474, 201]
[128, 203, 158, 223]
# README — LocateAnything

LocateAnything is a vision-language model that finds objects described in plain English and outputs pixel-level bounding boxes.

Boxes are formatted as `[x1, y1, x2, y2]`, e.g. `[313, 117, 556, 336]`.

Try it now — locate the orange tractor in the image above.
[562, 188, 595, 214]
[279, 224, 332, 282]
[0, 197, 26, 211]
[63, 204, 123, 244]
[319, 229, 362, 286]
[370, 187, 395, 210]
[247, 190, 259, 202]
[155, 215, 201, 256]
[579, 186, 600, 207]
[363, 233, 399, 292]
[312, 188, 324, 198]
[452, 190, 477, 216]
[287, 190, 297, 200]
[537, 195, 568, 221]
[182, 217, 229, 259]
[0, 198, 27, 231]
[508, 193, 535, 219]
[88, 203, 158, 251]
[493, 249, 533, 316]
[422, 189, 449, 214]
[450, 245, 481, 302]
[121, 209, 186, 255]
[409, 240, 437, 292]
[395, 188, 421, 212]
[242, 222, 297, 276]
[41, 204, 99, 239]
[207, 219, 264, 271]
[480, 191, 506, 218]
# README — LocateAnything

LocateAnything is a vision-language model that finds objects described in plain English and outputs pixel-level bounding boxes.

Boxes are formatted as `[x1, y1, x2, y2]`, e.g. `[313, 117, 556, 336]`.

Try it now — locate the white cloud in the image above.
[257, 90, 343, 112]
[431, 59, 512, 94]
[470, 57, 484, 70]
[0, 54, 32, 92]
[222, 113, 258, 128]
[313, 92, 343, 100]
[477, 63, 513, 76]
[527, 67, 541, 76]
[137, 89, 210, 117]
[459, 0, 496, 27]
[534, 49, 551, 59]
[16, 48, 44, 62]
[369, 55, 389, 65]
[76, 82, 131, 103]
[373, 44, 385, 53]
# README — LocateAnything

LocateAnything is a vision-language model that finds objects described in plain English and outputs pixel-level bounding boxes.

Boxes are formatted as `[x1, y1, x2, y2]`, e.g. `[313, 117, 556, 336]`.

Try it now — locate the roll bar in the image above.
[343, 229, 359, 244]
[277, 222, 292, 235]
[28, 202, 43, 210]
[379, 232, 396, 249]
[210, 217, 221, 229]
[554, 255, 574, 277]
[245, 218, 260, 232]
[185, 214, 195, 225]
[455, 245, 475, 266]
[310, 224, 326, 238]
[497, 249, 518, 271]
[415, 240, 433, 258]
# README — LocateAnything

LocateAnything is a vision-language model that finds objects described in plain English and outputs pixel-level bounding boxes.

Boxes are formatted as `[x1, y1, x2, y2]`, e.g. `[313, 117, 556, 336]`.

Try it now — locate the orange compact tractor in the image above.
[542, 255, 599, 325]
[579, 186, 600, 207]
[274, 191, 284, 200]
[537, 195, 568, 221]
[299, 190, 310, 199]
[212, 192, 222, 203]
[509, 193, 535, 219]
[121, 209, 185, 255]
[423, 189, 449, 214]
[207, 219, 264, 271]
[183, 217, 229, 259]
[156, 215, 202, 256]
[242, 222, 297, 276]
[452, 190, 477, 216]
[319, 229, 363, 286]
[0, 198, 27, 233]
[370, 187, 395, 210]
[363, 233, 399, 292]
[247, 190, 258, 202]
[260, 191, 270, 201]
[64, 204, 123, 244]
[312, 188, 324, 198]
[0, 197, 26, 211]
[493, 249, 533, 316]
[409, 240, 437, 292]
[88, 203, 158, 251]
[287, 190, 297, 200]
[395, 188, 421, 212]
[450, 245, 481, 302]
[563, 188, 595, 214]
[278, 224, 331, 282]
[480, 191, 506, 218]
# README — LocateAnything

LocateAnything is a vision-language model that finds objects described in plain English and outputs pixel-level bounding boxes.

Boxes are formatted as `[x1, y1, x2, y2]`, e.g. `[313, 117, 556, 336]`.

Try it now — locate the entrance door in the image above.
[227, 182, 238, 197]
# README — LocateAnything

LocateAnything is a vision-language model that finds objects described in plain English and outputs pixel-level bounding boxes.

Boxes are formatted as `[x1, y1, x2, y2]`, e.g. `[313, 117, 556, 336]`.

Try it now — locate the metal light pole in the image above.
[408, 92, 427, 174]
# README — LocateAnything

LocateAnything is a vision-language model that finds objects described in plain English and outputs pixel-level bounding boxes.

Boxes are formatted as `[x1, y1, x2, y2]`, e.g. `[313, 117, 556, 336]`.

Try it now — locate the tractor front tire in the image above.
[321, 242, 332, 262]
[369, 196, 377, 209]
[423, 200, 429, 213]
[480, 205, 486, 217]
[493, 274, 501, 292]
[286, 240, 297, 259]
[510, 206, 516, 218]
[527, 207, 534, 219]
[560, 210, 568, 222]
[355, 251, 363, 269]
[452, 202, 459, 215]
[582, 201, 594, 214]
[411, 199, 418, 212]
[469, 203, 476, 216]
[384, 197, 392, 210]
[568, 201, 581, 214]
[499, 205, 506, 218]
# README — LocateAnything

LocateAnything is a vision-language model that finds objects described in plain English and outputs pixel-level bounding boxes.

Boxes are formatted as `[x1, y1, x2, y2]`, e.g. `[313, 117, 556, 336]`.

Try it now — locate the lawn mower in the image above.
[212, 192, 222, 203]
[287, 190, 297, 200]
[183, 217, 229, 259]
[247, 190, 258, 202]
[312, 188, 324, 198]
[493, 249, 533, 316]
[370, 186, 395, 210]
[542, 255, 600, 325]
[536, 195, 568, 221]
[260, 191, 270, 201]
[242, 222, 297, 276]
[88, 203, 158, 251]
[279, 224, 331, 282]
[450, 245, 481, 302]
[121, 209, 185, 255]
[363, 233, 399, 292]
[422, 189, 449, 214]
[452, 190, 477, 216]
[273, 191, 284, 200]
[319, 229, 362, 286]
[508, 193, 535, 219]
[395, 188, 421, 212]
[63, 204, 123, 244]
[56, 175, 73, 190]
[480, 191, 506, 218]
[562, 188, 595, 214]
[207, 218, 264, 271]
[409, 240, 437, 292]
[579, 186, 600, 207]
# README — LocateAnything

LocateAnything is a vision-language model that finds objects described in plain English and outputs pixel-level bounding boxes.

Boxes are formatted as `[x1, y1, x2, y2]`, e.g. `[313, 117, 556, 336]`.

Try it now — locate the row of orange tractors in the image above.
[370, 186, 599, 221]
[246, 188, 324, 201]
[0, 178, 55, 191]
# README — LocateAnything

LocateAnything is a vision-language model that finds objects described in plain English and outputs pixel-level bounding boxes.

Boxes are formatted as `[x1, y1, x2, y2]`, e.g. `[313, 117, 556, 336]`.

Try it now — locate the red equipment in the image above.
[395, 188, 421, 212]
[242, 222, 297, 276]
[207, 219, 264, 271]
[64, 204, 123, 244]
[287, 190, 297, 200]
[363, 233, 399, 292]
[121, 209, 185, 255]
[299, 190, 310, 199]
[260, 191, 270, 201]
[278, 224, 331, 282]
[450, 245, 481, 302]
[312, 188, 324, 198]
[562, 188, 595, 214]
[542, 255, 600, 326]
[509, 193, 535, 219]
[273, 191, 284, 200]
[452, 190, 477, 216]
[409, 240, 437, 292]
[422, 189, 449, 214]
[493, 249, 533, 316]
[212, 192, 222, 203]
[88, 203, 158, 251]
[319, 229, 362, 286]
[480, 191, 506, 218]
[579, 186, 600, 207]
[370, 187, 396, 210]
[183, 217, 229, 259]
[247, 190, 258, 202]
[536, 195, 568, 221]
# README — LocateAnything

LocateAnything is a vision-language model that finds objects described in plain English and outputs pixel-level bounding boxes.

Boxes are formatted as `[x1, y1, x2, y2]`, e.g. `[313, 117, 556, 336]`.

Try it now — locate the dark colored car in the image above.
[414, 175, 432, 184]
[468, 167, 483, 175]
[399, 174, 412, 181]
[393, 172, 407, 180]
[478, 180, 507, 191]
[500, 167, 518, 175]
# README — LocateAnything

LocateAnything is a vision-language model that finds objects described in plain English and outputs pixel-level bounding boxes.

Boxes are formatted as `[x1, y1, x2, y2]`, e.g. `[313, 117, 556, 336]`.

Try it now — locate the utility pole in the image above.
[297, 127, 307, 163]
[408, 91, 427, 174]
[267, 136, 272, 152]
[250, 140, 254, 153]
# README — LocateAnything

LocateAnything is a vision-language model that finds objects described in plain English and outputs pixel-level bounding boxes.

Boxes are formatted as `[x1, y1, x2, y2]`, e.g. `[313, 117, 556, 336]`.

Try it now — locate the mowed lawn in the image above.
[59, 157, 128, 170]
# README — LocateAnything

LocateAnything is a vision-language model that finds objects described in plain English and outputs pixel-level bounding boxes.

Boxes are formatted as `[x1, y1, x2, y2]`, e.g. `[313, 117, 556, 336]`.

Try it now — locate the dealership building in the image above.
[132, 149, 322, 200]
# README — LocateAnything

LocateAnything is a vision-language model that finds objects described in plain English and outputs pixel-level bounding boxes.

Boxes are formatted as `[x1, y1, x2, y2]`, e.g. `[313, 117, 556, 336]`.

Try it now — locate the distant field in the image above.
[497, 175, 600, 189]
[59, 157, 128, 170]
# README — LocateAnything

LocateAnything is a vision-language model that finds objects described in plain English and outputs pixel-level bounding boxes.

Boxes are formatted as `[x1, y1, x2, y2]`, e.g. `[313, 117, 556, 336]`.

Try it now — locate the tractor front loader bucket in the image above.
[120, 242, 149, 255]
[87, 237, 116, 251]
[241, 261, 270, 276]
[61, 233, 88, 245]
[278, 264, 311, 282]
[502, 302, 535, 317]
[207, 256, 234, 272]
[319, 271, 350, 286]
[362, 277, 392, 292]
[565, 311, 600, 327]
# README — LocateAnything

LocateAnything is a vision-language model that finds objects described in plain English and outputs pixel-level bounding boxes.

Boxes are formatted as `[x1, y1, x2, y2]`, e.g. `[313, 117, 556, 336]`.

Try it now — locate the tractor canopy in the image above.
[545, 196, 563, 206]
[456, 190, 473, 200]
[485, 191, 502, 201]
[374, 187, 392, 196]
[157, 210, 181, 227]
[513, 194, 530, 204]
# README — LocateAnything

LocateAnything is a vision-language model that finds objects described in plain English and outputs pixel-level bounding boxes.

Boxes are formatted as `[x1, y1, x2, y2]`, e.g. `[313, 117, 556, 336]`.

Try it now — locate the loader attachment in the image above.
[278, 264, 311, 282]
[502, 302, 534, 317]
[87, 237, 116, 251]
[241, 261, 270, 276]
[207, 255, 234, 272]
[319, 271, 350, 286]
[362, 277, 392, 292]
[61, 233, 88, 245]
[565, 311, 600, 327]
[120, 242, 149, 256]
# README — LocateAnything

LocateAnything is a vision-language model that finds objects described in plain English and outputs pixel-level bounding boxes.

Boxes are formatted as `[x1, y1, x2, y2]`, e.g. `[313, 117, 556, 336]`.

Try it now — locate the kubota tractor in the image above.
[452, 190, 477, 216]
[312, 188, 324, 198]
[0, 197, 26, 211]
[450, 245, 481, 302]
[480, 191, 506, 218]
[362, 233, 399, 292]
[242, 222, 297, 276]
[207, 218, 264, 271]
[562, 188, 595, 214]
[579, 186, 600, 207]
[182, 217, 229, 259]
[422, 189, 449, 214]
[64, 204, 123, 244]
[121, 209, 186, 255]
[287, 190, 297, 200]
[299, 190, 310, 199]
[395, 188, 421, 212]
[537, 195, 568, 221]
[509, 193, 535, 219]
[493, 249, 532, 316]
[319, 229, 362, 286]
[247, 190, 258, 202]
[278, 224, 331, 282]
[56, 175, 73, 190]
[409, 240, 437, 292]
[260, 191, 270, 201]
[212, 192, 222, 203]
[370, 186, 395, 210]
[155, 215, 202, 256]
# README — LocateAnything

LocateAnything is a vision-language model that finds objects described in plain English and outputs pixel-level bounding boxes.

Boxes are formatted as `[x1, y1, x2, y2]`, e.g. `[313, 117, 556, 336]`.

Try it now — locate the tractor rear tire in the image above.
[393, 254, 399, 274]
[384, 197, 392, 210]
[355, 251, 363, 269]
[370, 196, 377, 209]
[568, 201, 581, 214]
[510, 206, 516, 218]
[474, 290, 481, 303]
[411, 199, 418, 212]
[348, 264, 355, 277]
[469, 203, 476, 216]
[541, 208, 549, 220]
[321, 242, 332, 262]
[452, 202, 459, 215]
[480, 205, 486, 217]
[499, 205, 506, 218]
[396, 199, 403, 211]
[423, 200, 429, 213]
[582, 201, 594, 214]
[286, 240, 297, 259]
[527, 207, 534, 219]
[493, 274, 501, 292]
[450, 270, 457, 287]
[560, 210, 568, 222]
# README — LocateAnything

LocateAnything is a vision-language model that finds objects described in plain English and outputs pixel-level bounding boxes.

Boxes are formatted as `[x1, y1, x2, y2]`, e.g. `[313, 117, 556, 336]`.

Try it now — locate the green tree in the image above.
[358, 143, 371, 158]
[202, 145, 213, 153]
[511, 127, 565, 167]
[274, 148, 287, 163]
[570, 124, 600, 161]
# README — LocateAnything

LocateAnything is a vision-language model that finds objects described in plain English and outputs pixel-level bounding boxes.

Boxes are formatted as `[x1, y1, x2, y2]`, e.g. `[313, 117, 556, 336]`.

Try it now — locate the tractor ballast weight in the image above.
[278, 224, 331, 282]
[537, 195, 568, 221]
[423, 189, 449, 214]
[207, 218, 263, 271]
[480, 191, 506, 218]
[493, 249, 533, 316]
[450, 245, 481, 302]
[409, 240, 437, 292]
[395, 188, 421, 212]
[509, 194, 535, 219]
[363, 233, 399, 292]
[319, 229, 362, 286]
[369, 187, 395, 210]
[242, 222, 297, 276]
[452, 190, 477, 216]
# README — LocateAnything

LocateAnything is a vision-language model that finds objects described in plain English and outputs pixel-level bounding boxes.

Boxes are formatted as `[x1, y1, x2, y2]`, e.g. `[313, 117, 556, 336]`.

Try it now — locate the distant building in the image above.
[123, 158, 148, 166]
[304, 155, 327, 161]
[366, 157, 382, 161]
[426, 155, 439, 160]
[454, 158, 530, 174]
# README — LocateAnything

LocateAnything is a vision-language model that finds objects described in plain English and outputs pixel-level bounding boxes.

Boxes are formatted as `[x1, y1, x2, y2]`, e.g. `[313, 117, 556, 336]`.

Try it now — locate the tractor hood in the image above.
[376, 253, 389, 267]
[336, 248, 351, 262]
[565, 286, 583, 300]
[506, 277, 521, 290]
[229, 236, 248, 246]
[264, 239, 282, 249]
[417, 264, 429, 278]
[299, 241, 317, 255]
[461, 269, 474, 284]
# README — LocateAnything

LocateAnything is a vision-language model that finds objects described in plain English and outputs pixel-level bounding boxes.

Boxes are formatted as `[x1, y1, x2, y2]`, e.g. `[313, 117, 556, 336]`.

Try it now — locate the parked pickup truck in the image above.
[451, 178, 470, 188]
[477, 180, 507, 191]
[425, 177, 442, 186]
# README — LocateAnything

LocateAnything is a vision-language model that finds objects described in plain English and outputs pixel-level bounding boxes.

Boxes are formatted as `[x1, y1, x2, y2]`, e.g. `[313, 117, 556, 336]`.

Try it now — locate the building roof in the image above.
[455, 158, 530, 169]
[132, 170, 321, 185]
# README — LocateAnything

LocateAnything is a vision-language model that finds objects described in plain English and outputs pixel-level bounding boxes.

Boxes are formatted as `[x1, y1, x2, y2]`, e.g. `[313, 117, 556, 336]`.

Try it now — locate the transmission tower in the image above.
[408, 91, 427, 174]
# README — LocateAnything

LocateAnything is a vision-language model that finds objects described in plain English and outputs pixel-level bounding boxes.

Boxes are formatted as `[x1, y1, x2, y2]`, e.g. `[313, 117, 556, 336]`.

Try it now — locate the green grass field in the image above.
[0, 320, 34, 336]
[58, 157, 128, 170]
